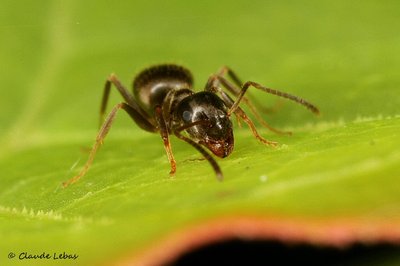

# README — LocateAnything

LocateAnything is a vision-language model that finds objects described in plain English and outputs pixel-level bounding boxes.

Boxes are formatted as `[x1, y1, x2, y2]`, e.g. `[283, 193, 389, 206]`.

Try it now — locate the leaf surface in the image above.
[1, 1, 400, 265]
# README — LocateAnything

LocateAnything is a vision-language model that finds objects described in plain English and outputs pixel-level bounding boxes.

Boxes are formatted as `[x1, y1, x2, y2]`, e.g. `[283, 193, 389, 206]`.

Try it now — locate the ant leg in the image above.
[173, 122, 223, 181]
[100, 74, 152, 129]
[63, 102, 151, 187]
[100, 79, 111, 126]
[234, 107, 278, 146]
[154, 106, 176, 175]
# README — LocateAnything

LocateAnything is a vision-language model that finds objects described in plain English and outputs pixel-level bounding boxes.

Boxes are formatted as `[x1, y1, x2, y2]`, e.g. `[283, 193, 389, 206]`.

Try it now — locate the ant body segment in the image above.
[63, 64, 319, 187]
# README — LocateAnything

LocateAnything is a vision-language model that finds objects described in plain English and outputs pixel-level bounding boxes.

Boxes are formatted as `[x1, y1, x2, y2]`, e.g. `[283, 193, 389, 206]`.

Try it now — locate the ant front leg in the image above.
[173, 121, 223, 181]
[154, 106, 176, 176]
[154, 105, 223, 180]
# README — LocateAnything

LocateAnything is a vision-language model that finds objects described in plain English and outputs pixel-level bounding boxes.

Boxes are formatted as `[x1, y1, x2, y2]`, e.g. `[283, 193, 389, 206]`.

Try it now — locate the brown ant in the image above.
[63, 64, 319, 187]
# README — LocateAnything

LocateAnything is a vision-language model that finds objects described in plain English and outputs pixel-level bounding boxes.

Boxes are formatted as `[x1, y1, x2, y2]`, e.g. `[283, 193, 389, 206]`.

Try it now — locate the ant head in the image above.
[176, 92, 234, 158]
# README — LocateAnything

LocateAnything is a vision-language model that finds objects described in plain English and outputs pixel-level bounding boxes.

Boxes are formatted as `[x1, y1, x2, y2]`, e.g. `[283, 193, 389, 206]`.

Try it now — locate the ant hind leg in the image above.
[64, 103, 125, 187]
[63, 102, 155, 187]
[100, 74, 152, 129]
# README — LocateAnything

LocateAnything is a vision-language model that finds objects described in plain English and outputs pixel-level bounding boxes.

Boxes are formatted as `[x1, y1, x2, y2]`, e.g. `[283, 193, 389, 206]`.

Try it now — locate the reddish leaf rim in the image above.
[112, 214, 400, 266]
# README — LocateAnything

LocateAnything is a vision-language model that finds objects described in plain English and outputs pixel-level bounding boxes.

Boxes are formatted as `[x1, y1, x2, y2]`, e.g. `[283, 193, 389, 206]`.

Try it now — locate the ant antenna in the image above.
[227, 80, 320, 116]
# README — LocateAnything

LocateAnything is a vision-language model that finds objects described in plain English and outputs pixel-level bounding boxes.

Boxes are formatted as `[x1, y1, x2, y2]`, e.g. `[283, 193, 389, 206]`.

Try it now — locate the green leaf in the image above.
[1, 1, 400, 265]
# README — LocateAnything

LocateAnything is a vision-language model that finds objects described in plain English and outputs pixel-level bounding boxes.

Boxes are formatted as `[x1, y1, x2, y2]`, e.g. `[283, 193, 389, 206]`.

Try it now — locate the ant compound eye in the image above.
[182, 110, 192, 122]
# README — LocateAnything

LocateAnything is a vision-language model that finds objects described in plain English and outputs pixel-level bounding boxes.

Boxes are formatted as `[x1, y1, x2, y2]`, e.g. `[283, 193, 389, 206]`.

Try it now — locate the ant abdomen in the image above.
[133, 64, 194, 112]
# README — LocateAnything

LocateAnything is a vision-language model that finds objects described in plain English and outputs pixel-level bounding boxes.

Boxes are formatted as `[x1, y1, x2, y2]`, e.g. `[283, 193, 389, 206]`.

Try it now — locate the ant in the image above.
[63, 64, 319, 187]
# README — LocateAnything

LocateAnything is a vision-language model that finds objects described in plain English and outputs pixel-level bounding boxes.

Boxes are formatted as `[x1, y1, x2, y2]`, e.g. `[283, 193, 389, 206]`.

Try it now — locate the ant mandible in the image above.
[63, 64, 319, 187]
